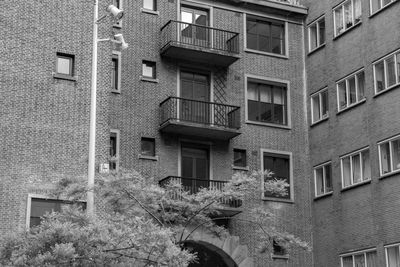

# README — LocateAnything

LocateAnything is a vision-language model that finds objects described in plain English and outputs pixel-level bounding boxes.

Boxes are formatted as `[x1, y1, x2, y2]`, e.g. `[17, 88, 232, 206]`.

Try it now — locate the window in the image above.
[373, 49, 400, 94]
[311, 88, 328, 123]
[247, 79, 288, 126]
[110, 130, 120, 171]
[113, 0, 122, 27]
[28, 197, 85, 228]
[272, 240, 288, 257]
[141, 137, 155, 157]
[262, 150, 292, 200]
[246, 15, 286, 55]
[143, 0, 156, 11]
[233, 149, 247, 168]
[56, 53, 74, 77]
[333, 0, 362, 37]
[337, 70, 365, 111]
[370, 0, 397, 14]
[308, 16, 325, 52]
[340, 249, 377, 267]
[142, 61, 156, 79]
[111, 51, 121, 92]
[378, 135, 400, 176]
[341, 148, 371, 188]
[385, 244, 400, 267]
[314, 162, 332, 197]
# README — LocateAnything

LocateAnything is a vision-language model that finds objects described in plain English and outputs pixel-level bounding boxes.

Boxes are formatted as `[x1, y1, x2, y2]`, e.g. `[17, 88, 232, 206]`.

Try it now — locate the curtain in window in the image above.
[352, 154, 361, 183]
[315, 167, 324, 195]
[325, 164, 332, 192]
[387, 247, 400, 267]
[318, 19, 325, 45]
[348, 76, 357, 104]
[354, 0, 362, 23]
[375, 61, 386, 92]
[366, 251, 378, 267]
[392, 139, 400, 171]
[354, 254, 365, 267]
[342, 157, 351, 187]
[357, 72, 365, 100]
[321, 91, 328, 117]
[334, 8, 343, 35]
[362, 150, 371, 180]
[380, 143, 391, 174]
[396, 53, 400, 84]
[343, 2, 353, 29]
[338, 81, 347, 109]
[342, 256, 353, 267]
[386, 56, 397, 87]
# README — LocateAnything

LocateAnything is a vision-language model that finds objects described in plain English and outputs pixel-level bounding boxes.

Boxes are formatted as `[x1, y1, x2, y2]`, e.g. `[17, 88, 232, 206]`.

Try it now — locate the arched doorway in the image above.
[183, 240, 238, 267]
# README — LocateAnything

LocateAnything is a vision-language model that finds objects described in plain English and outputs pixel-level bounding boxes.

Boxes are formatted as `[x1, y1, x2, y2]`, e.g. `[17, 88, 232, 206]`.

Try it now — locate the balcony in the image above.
[160, 20, 240, 67]
[159, 97, 241, 140]
[159, 176, 243, 211]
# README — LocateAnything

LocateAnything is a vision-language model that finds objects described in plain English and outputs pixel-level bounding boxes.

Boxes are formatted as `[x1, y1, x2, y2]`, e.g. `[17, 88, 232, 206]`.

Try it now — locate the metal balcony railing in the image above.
[160, 20, 240, 54]
[159, 97, 241, 129]
[159, 176, 242, 208]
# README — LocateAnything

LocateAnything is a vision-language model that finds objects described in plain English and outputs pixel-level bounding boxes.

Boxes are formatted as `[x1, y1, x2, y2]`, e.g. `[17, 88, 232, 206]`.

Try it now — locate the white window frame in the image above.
[260, 148, 293, 202]
[340, 147, 371, 189]
[244, 13, 289, 58]
[110, 129, 120, 171]
[245, 74, 291, 129]
[310, 87, 329, 124]
[314, 161, 332, 197]
[308, 15, 325, 53]
[373, 49, 400, 95]
[378, 134, 400, 177]
[340, 248, 377, 267]
[385, 243, 400, 267]
[111, 51, 121, 93]
[143, 0, 156, 11]
[370, 0, 398, 15]
[333, 0, 362, 37]
[336, 69, 365, 112]
[56, 53, 74, 77]
[113, 0, 123, 27]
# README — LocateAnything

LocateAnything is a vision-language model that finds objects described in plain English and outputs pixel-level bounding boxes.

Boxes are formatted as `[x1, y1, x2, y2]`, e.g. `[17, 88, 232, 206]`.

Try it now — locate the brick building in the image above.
[2, 0, 399, 266]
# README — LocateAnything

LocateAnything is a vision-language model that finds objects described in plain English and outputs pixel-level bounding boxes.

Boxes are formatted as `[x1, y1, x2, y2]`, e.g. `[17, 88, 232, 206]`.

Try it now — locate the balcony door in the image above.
[181, 143, 210, 194]
[180, 6, 209, 47]
[180, 70, 211, 124]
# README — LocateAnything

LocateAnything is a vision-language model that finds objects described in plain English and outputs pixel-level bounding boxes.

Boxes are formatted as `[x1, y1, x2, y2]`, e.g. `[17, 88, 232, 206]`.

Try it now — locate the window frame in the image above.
[310, 87, 329, 124]
[370, 0, 397, 15]
[140, 137, 156, 158]
[307, 15, 326, 53]
[111, 51, 122, 93]
[340, 248, 377, 267]
[373, 49, 400, 95]
[314, 161, 333, 197]
[245, 74, 291, 129]
[141, 60, 157, 81]
[333, 0, 362, 38]
[55, 53, 75, 79]
[385, 243, 400, 267]
[378, 134, 400, 177]
[233, 149, 247, 168]
[260, 148, 293, 202]
[336, 69, 366, 112]
[340, 147, 371, 189]
[244, 13, 288, 58]
[110, 129, 120, 171]
[143, 0, 157, 11]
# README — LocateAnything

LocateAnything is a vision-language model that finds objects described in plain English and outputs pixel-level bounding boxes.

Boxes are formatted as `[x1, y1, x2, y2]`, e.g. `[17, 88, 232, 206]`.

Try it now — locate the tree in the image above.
[0, 169, 309, 266]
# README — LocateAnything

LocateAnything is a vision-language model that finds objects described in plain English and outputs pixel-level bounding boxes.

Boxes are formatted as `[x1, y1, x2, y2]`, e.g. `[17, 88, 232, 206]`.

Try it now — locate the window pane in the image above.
[321, 90, 328, 117]
[353, 0, 362, 23]
[315, 167, 324, 195]
[371, 0, 381, 13]
[362, 150, 371, 180]
[375, 61, 386, 92]
[397, 53, 400, 84]
[112, 57, 118, 89]
[344, 1, 353, 29]
[260, 102, 272, 123]
[141, 138, 155, 156]
[386, 56, 397, 87]
[342, 157, 351, 187]
[57, 57, 71, 75]
[334, 8, 344, 35]
[380, 142, 391, 174]
[318, 19, 325, 45]
[357, 72, 365, 100]
[142, 61, 155, 78]
[352, 154, 361, 183]
[248, 99, 259, 121]
[264, 154, 290, 199]
[247, 82, 258, 101]
[234, 149, 246, 167]
[348, 76, 357, 105]
[338, 81, 347, 109]
[354, 254, 365, 267]
[312, 94, 321, 122]
[387, 246, 400, 267]
[366, 251, 378, 267]
[110, 133, 117, 157]
[342, 256, 353, 267]
[325, 164, 332, 192]
[392, 139, 400, 171]
[260, 85, 272, 103]
[383, 0, 392, 6]
[143, 0, 155, 10]
[271, 38, 283, 54]
[309, 23, 317, 50]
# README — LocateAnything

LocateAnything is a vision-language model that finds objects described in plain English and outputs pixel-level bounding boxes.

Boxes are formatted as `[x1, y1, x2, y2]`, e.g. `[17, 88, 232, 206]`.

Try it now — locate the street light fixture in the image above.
[87, 2, 127, 216]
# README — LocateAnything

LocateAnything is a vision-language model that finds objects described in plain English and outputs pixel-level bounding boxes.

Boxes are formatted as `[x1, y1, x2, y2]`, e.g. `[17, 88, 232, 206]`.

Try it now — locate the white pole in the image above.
[87, 0, 98, 216]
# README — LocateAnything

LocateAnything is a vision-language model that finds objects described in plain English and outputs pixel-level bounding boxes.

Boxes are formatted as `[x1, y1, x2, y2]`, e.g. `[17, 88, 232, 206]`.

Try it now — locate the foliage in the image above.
[0, 169, 309, 266]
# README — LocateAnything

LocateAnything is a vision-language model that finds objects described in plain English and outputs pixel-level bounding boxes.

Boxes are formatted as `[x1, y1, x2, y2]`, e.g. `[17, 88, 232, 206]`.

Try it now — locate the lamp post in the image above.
[87, 1, 125, 216]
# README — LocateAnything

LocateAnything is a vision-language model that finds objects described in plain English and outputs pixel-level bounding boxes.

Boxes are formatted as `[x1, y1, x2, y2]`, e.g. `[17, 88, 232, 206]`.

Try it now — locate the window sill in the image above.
[244, 48, 288, 59]
[374, 83, 400, 98]
[308, 43, 326, 56]
[232, 165, 249, 171]
[333, 21, 362, 40]
[246, 120, 291, 130]
[336, 98, 367, 115]
[369, 0, 398, 18]
[314, 191, 333, 200]
[140, 76, 159, 83]
[138, 154, 158, 161]
[272, 254, 289, 260]
[379, 169, 400, 180]
[53, 73, 77, 81]
[141, 8, 159, 15]
[113, 23, 122, 29]
[262, 197, 294, 203]
[111, 89, 121, 94]
[310, 116, 329, 127]
[341, 179, 371, 192]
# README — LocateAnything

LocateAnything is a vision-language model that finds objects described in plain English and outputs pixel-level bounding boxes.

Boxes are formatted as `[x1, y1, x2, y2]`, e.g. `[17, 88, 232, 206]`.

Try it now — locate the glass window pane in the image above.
[142, 61, 155, 78]
[57, 57, 71, 75]
[338, 81, 347, 109]
[234, 149, 246, 167]
[248, 99, 259, 121]
[321, 90, 328, 117]
[362, 150, 371, 180]
[325, 164, 332, 192]
[375, 61, 386, 92]
[315, 167, 324, 195]
[334, 8, 344, 35]
[354, 254, 365, 267]
[348, 76, 357, 104]
[352, 154, 361, 183]
[392, 139, 400, 171]
[386, 56, 397, 87]
[383, 0, 392, 6]
[397, 53, 400, 84]
[318, 19, 325, 45]
[143, 0, 155, 10]
[271, 38, 283, 54]
[344, 1, 353, 29]
[371, 0, 381, 13]
[366, 251, 378, 267]
[312, 94, 321, 122]
[260, 85, 272, 103]
[141, 138, 155, 156]
[247, 82, 258, 101]
[357, 72, 365, 100]
[309, 23, 317, 50]
[342, 157, 351, 187]
[342, 256, 353, 267]
[387, 246, 400, 267]
[353, 0, 362, 23]
[260, 102, 272, 123]
[380, 142, 391, 174]
[110, 133, 117, 157]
